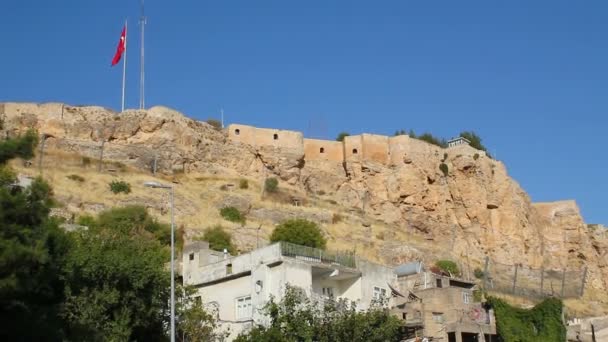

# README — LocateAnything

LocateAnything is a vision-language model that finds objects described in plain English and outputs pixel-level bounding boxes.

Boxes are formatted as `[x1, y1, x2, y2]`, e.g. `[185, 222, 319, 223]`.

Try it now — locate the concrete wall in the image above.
[303, 138, 343, 162]
[227, 123, 303, 149]
[358, 259, 397, 310]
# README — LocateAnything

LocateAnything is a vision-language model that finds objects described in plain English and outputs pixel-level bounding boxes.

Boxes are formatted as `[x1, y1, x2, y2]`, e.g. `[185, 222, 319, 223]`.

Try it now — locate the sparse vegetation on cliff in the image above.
[439, 163, 449, 176]
[220, 206, 246, 224]
[109, 180, 131, 194]
[206, 118, 222, 130]
[264, 177, 279, 193]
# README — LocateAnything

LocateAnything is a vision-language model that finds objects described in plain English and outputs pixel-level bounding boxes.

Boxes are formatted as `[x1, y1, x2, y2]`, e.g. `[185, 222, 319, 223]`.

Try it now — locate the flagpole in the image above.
[122, 19, 127, 112]
[139, 0, 146, 109]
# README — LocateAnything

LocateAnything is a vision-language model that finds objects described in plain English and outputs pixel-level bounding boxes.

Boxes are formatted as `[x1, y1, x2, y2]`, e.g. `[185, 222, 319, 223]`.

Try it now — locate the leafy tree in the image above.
[459, 131, 487, 152]
[0, 129, 38, 164]
[264, 177, 279, 193]
[270, 219, 326, 249]
[336, 132, 350, 142]
[0, 132, 71, 340]
[220, 206, 246, 225]
[473, 267, 485, 279]
[176, 285, 228, 341]
[488, 297, 566, 342]
[202, 225, 236, 254]
[235, 284, 403, 342]
[408, 129, 417, 138]
[435, 260, 460, 276]
[417, 133, 447, 148]
[394, 129, 407, 136]
[61, 207, 172, 341]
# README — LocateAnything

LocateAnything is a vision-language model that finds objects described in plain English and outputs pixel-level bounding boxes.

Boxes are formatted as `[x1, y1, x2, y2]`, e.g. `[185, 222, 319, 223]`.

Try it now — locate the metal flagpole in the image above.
[121, 20, 128, 112]
[139, 0, 146, 109]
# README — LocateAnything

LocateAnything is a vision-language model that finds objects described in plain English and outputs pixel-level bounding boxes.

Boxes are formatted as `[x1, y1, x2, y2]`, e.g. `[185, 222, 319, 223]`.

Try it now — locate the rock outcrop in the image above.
[1, 102, 606, 308]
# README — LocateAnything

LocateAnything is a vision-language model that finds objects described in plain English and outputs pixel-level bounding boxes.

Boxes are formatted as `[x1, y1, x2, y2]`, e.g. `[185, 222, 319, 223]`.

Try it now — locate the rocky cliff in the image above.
[1, 102, 606, 312]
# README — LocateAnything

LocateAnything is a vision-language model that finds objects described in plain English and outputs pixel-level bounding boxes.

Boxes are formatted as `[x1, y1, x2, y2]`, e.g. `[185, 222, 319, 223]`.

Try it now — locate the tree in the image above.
[459, 131, 487, 152]
[417, 133, 447, 148]
[235, 284, 403, 342]
[394, 129, 406, 136]
[0, 131, 72, 340]
[176, 285, 228, 341]
[202, 225, 236, 255]
[336, 132, 350, 142]
[206, 119, 222, 130]
[270, 219, 326, 249]
[264, 177, 279, 193]
[435, 260, 460, 277]
[61, 207, 171, 341]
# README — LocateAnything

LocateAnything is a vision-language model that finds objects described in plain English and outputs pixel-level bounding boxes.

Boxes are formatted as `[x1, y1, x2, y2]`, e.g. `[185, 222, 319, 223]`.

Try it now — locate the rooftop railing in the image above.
[279, 242, 356, 269]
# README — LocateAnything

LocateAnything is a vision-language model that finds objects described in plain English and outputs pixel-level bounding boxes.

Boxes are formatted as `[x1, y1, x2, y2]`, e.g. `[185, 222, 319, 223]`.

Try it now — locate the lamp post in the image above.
[144, 181, 175, 342]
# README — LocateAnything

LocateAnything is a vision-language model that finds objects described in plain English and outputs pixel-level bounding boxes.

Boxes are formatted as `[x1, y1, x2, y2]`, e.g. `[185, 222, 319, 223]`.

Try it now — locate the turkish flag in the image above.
[111, 25, 126, 66]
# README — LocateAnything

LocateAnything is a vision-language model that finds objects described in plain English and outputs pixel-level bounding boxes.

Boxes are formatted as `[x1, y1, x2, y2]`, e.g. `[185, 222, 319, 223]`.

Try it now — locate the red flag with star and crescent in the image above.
[111, 25, 126, 66]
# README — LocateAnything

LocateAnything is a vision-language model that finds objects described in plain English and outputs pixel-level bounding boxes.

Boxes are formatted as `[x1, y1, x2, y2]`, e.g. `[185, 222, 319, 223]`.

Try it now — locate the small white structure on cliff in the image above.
[182, 241, 396, 339]
[447, 136, 471, 148]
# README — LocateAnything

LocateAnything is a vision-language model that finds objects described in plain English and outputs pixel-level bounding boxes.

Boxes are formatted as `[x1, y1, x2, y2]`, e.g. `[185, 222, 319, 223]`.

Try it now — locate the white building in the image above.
[182, 241, 397, 339]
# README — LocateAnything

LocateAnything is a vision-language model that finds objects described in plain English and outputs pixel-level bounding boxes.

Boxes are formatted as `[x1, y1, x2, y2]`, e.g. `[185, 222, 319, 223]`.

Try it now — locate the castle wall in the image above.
[361, 134, 389, 164]
[388, 135, 411, 165]
[227, 124, 303, 149]
[303, 138, 343, 162]
[343, 135, 362, 162]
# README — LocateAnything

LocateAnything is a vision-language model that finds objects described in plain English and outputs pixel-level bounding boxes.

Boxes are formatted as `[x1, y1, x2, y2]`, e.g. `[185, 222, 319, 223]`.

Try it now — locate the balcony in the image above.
[279, 242, 356, 269]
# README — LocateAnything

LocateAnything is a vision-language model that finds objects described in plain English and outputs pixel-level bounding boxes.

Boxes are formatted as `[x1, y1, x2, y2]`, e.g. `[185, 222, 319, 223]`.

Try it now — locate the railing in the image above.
[279, 242, 356, 269]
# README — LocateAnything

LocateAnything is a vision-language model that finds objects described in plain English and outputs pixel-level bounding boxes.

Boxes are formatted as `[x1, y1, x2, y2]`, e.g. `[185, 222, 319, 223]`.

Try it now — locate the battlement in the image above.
[227, 124, 485, 165]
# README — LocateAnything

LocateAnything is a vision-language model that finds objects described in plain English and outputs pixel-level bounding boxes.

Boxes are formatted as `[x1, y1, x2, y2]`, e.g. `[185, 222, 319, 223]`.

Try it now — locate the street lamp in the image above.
[144, 181, 175, 342]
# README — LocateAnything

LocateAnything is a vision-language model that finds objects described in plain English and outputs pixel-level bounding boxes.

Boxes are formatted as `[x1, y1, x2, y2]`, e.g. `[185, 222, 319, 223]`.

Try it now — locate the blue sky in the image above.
[1, 1, 607, 224]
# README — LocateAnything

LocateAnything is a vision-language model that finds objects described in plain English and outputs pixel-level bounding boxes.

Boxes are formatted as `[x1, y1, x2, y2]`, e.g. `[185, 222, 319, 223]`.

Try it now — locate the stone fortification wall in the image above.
[227, 123, 483, 166]
[227, 124, 303, 150]
[303, 138, 343, 162]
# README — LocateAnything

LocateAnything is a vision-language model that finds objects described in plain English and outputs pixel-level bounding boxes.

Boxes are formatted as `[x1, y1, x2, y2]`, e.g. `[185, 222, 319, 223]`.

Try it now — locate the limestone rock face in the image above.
[2, 102, 607, 305]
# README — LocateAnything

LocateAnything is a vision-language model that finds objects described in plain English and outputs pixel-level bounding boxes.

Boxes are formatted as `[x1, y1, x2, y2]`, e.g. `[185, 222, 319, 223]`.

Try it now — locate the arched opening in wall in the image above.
[352, 148, 358, 154]
[234, 129, 240, 135]
[320, 147, 325, 153]
[273, 134, 278, 140]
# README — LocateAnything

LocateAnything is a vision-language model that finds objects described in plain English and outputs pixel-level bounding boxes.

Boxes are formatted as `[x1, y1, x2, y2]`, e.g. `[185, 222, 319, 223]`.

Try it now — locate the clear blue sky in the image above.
[1, 1, 606, 224]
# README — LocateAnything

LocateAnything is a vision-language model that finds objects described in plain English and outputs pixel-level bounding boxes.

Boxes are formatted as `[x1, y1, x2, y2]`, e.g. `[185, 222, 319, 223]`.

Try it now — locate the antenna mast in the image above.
[139, 0, 146, 109]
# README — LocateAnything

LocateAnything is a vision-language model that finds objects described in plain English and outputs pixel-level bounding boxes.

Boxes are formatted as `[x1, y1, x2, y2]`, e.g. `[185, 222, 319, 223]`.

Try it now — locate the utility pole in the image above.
[139, 0, 146, 109]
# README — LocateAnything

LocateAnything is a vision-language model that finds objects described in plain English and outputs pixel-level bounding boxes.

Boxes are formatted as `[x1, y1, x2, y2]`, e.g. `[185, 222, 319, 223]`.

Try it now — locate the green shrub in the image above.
[474, 267, 485, 279]
[473, 153, 480, 160]
[488, 297, 566, 342]
[82, 156, 92, 166]
[459, 131, 487, 152]
[270, 218, 326, 249]
[0, 166, 17, 186]
[473, 289, 483, 302]
[394, 129, 407, 136]
[264, 177, 278, 193]
[442, 153, 448, 161]
[67, 174, 85, 182]
[331, 213, 343, 224]
[435, 260, 460, 276]
[0, 129, 38, 164]
[206, 119, 222, 130]
[239, 179, 249, 189]
[439, 163, 449, 176]
[219, 206, 245, 224]
[202, 225, 236, 254]
[417, 133, 447, 148]
[109, 180, 131, 194]
[336, 132, 350, 142]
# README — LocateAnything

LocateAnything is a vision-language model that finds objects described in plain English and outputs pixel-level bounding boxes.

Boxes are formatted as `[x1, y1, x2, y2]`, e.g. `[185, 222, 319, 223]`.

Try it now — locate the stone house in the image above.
[393, 262, 497, 342]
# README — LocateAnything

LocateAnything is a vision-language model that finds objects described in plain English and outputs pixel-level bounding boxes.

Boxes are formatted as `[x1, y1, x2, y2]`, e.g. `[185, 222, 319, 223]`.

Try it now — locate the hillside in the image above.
[1, 102, 607, 315]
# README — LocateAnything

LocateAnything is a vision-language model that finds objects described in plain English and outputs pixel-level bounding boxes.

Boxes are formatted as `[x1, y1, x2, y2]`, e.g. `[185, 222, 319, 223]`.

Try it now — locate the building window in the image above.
[226, 263, 233, 275]
[373, 286, 387, 300]
[322, 287, 334, 298]
[320, 147, 325, 153]
[235, 129, 240, 135]
[402, 312, 407, 320]
[462, 291, 471, 304]
[235, 296, 252, 320]
[189, 253, 194, 261]
[432, 312, 444, 323]
[436, 278, 442, 288]
[352, 148, 358, 154]
[273, 133, 278, 140]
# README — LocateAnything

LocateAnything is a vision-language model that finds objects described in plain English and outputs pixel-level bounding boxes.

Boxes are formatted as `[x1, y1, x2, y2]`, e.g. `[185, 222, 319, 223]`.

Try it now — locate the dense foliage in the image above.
[435, 260, 460, 276]
[239, 178, 249, 189]
[235, 285, 403, 342]
[109, 180, 131, 194]
[220, 206, 246, 224]
[488, 297, 566, 342]
[0, 130, 38, 164]
[459, 131, 487, 153]
[270, 218, 327, 249]
[264, 177, 279, 193]
[418, 132, 448, 148]
[203, 225, 236, 254]
[336, 132, 350, 142]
